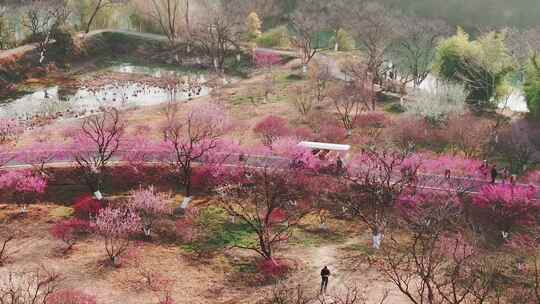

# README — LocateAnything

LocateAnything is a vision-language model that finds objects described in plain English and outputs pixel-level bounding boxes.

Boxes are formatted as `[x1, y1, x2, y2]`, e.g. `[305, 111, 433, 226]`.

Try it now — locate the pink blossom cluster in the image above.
[46, 290, 97, 304]
[473, 184, 539, 226]
[130, 186, 171, 218]
[0, 170, 47, 194]
[253, 115, 290, 146]
[93, 207, 142, 238]
[254, 52, 282, 68]
[0, 117, 23, 143]
[418, 153, 483, 177]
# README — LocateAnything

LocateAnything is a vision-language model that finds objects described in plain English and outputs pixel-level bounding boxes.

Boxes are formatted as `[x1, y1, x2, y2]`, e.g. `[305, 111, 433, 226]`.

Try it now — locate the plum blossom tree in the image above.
[0, 170, 48, 213]
[93, 206, 142, 266]
[253, 115, 290, 146]
[217, 166, 311, 260]
[71, 108, 125, 196]
[271, 137, 322, 171]
[473, 184, 539, 242]
[130, 186, 172, 237]
[161, 102, 229, 197]
[331, 148, 420, 249]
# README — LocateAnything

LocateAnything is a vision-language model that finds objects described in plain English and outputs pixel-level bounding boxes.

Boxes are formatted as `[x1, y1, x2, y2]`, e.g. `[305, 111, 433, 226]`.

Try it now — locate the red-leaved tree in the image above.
[51, 219, 91, 253]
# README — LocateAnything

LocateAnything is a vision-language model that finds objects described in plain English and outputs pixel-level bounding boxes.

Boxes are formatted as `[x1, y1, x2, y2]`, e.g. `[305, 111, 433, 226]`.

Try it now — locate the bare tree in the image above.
[391, 16, 450, 88]
[22, 0, 70, 64]
[346, 2, 398, 87]
[191, 0, 244, 72]
[290, 0, 329, 72]
[0, 227, 15, 266]
[217, 166, 311, 260]
[0, 267, 62, 304]
[72, 108, 125, 195]
[379, 197, 503, 304]
[161, 102, 228, 197]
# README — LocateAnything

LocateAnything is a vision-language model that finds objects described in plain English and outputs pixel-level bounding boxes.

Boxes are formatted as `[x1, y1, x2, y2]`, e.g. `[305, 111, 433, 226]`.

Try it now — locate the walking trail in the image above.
[292, 236, 407, 303]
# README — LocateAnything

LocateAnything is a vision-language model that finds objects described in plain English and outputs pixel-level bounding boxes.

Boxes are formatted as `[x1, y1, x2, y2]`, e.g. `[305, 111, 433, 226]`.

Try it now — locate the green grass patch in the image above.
[49, 206, 74, 220]
[384, 103, 405, 113]
[183, 207, 257, 254]
[289, 227, 347, 247]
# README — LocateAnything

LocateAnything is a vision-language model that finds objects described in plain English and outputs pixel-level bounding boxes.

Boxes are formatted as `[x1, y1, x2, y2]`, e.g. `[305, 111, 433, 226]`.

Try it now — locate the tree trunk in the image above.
[85, 0, 103, 34]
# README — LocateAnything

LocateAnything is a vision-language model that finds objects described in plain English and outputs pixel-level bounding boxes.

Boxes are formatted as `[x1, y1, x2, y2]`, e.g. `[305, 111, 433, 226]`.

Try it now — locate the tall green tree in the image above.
[434, 28, 515, 110]
[524, 54, 540, 119]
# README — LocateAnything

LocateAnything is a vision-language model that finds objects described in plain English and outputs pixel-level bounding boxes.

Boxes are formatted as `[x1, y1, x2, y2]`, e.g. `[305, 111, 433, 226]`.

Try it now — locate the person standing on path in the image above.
[320, 266, 330, 294]
[491, 165, 498, 184]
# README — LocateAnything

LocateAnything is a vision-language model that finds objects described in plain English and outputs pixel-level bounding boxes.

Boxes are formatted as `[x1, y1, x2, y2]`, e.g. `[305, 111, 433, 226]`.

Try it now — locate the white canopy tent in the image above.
[298, 141, 351, 152]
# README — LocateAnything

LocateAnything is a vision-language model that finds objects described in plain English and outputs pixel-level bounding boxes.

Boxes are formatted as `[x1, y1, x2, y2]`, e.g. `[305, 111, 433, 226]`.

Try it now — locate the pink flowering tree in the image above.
[0, 170, 47, 213]
[254, 52, 282, 68]
[419, 153, 484, 178]
[253, 115, 290, 146]
[161, 102, 229, 197]
[70, 108, 125, 196]
[330, 148, 421, 249]
[271, 137, 322, 171]
[473, 184, 539, 242]
[130, 186, 172, 237]
[93, 206, 142, 266]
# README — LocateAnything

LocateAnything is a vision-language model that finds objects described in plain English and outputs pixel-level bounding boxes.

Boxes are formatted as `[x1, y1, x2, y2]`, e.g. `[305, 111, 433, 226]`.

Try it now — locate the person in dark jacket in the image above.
[320, 266, 330, 294]
[491, 165, 498, 184]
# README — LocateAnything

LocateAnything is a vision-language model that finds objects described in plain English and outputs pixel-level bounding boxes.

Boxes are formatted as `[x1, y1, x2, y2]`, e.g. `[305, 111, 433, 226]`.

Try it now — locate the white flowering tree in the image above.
[407, 81, 467, 122]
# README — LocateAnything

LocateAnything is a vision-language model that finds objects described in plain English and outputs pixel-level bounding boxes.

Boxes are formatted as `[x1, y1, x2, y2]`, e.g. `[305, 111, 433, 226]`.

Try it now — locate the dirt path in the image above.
[289, 235, 409, 304]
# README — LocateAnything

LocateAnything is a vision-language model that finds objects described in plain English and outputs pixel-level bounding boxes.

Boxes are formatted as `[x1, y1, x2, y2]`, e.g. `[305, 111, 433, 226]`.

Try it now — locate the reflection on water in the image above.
[0, 64, 209, 120]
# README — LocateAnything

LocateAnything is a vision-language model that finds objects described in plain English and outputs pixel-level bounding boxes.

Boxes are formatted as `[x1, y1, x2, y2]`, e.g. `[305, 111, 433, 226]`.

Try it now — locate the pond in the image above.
[0, 63, 210, 120]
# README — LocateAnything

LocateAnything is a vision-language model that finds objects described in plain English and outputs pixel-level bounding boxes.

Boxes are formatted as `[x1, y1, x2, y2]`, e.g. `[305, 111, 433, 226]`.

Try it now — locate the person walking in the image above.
[491, 165, 498, 184]
[320, 266, 330, 294]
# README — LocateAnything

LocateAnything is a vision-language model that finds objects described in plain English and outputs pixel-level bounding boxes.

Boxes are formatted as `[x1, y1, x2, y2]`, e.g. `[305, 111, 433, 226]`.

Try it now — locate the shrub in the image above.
[524, 54, 540, 119]
[407, 82, 467, 122]
[354, 112, 388, 129]
[51, 219, 91, 252]
[253, 115, 290, 146]
[73, 196, 103, 219]
[46, 290, 96, 304]
[386, 116, 430, 150]
[384, 103, 405, 113]
[256, 26, 290, 48]
[257, 258, 291, 281]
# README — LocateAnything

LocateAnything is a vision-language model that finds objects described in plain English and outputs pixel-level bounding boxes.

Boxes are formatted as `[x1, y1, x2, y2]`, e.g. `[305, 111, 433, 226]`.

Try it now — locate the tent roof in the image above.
[298, 141, 351, 151]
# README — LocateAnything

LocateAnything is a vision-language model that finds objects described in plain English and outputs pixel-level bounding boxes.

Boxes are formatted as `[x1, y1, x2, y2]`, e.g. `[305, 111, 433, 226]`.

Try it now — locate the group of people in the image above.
[478, 160, 515, 185]
[443, 160, 516, 185]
